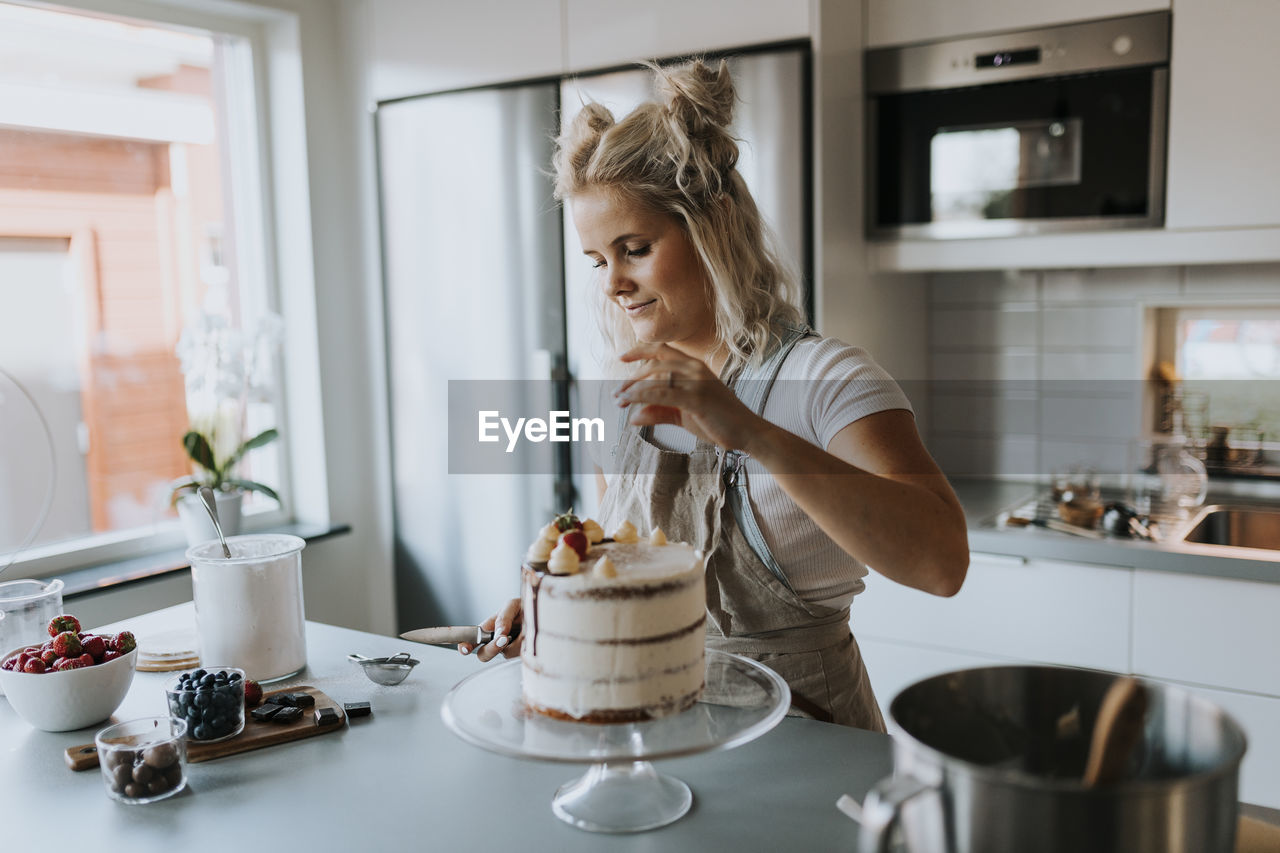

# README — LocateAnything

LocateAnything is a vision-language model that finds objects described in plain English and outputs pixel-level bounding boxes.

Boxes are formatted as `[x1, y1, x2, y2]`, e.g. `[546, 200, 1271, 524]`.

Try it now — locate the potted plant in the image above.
[173, 304, 283, 546]
[170, 427, 280, 545]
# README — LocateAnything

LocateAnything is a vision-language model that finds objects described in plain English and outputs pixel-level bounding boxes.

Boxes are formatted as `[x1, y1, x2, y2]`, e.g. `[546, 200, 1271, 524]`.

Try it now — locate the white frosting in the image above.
[610, 520, 639, 544]
[522, 662, 704, 721]
[526, 537, 553, 562]
[521, 539, 705, 720]
[592, 555, 616, 579]
[528, 627, 703, 675]
[546, 542, 581, 575]
[540, 522, 560, 543]
[649, 527, 668, 546]
[582, 518, 605, 544]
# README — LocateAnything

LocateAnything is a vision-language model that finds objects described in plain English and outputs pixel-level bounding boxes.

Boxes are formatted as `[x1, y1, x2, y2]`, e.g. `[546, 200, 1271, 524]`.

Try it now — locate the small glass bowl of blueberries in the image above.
[165, 667, 246, 743]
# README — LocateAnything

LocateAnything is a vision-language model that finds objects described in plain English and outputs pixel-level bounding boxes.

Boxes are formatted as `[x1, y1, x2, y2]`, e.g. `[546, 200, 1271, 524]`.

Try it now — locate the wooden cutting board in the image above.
[65, 686, 345, 771]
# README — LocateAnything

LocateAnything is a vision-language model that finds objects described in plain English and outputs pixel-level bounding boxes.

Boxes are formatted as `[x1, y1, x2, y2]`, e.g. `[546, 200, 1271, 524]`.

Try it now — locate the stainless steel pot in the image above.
[859, 665, 1247, 853]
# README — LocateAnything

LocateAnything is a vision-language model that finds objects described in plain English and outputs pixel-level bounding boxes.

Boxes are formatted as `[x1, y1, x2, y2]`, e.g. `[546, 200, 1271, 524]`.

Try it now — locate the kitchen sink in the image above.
[1181, 506, 1280, 552]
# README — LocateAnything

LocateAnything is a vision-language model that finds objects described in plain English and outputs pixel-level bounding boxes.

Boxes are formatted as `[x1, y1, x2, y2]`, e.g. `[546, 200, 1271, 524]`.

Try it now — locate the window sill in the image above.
[59, 522, 351, 600]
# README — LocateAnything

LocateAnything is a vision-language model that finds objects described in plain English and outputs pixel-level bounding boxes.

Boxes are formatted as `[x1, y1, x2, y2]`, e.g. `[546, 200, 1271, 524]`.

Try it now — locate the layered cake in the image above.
[520, 513, 706, 722]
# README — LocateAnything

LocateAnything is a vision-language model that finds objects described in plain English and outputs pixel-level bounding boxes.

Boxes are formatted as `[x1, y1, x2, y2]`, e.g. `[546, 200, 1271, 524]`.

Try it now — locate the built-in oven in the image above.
[866, 12, 1169, 239]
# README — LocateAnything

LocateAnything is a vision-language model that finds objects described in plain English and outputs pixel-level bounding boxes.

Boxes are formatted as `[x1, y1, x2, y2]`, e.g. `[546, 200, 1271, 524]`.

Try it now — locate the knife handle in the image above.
[481, 623, 522, 645]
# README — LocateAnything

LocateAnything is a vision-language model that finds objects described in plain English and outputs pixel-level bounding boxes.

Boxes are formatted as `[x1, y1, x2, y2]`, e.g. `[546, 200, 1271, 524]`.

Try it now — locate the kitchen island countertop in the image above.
[2, 605, 891, 851]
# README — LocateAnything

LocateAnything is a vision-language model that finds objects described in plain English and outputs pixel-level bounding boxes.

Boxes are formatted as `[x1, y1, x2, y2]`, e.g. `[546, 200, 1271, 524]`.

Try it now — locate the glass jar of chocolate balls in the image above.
[95, 716, 188, 804]
[165, 667, 246, 743]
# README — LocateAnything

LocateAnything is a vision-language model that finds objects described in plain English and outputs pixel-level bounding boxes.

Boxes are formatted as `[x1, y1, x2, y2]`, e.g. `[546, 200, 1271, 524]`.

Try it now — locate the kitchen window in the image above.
[1152, 306, 1280, 454]
[0, 1, 304, 578]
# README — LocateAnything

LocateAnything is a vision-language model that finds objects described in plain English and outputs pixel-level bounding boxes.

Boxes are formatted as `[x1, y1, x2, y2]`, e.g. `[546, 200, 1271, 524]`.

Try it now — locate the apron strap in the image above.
[722, 325, 812, 591]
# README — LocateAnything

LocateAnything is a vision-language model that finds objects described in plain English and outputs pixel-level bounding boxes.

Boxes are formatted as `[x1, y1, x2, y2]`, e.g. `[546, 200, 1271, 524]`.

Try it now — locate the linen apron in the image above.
[597, 326, 885, 731]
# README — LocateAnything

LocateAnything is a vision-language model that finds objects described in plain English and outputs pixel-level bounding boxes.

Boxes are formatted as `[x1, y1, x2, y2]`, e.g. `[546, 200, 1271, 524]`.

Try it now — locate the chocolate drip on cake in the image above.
[527, 570, 541, 658]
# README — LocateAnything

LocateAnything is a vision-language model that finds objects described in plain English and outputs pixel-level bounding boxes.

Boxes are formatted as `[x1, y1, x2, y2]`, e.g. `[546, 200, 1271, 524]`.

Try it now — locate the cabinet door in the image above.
[1147, 678, 1280, 810]
[367, 0, 564, 101]
[1132, 569, 1280, 697]
[854, 553, 1131, 672]
[858, 637, 1011, 719]
[565, 0, 808, 70]
[1165, 0, 1280, 230]
[865, 0, 1168, 48]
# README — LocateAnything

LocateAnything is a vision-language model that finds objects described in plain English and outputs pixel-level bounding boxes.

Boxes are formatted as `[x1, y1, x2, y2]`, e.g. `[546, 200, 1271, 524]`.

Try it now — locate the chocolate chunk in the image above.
[251, 703, 282, 722]
[272, 706, 303, 723]
[343, 701, 372, 718]
[314, 707, 340, 726]
[287, 692, 315, 708]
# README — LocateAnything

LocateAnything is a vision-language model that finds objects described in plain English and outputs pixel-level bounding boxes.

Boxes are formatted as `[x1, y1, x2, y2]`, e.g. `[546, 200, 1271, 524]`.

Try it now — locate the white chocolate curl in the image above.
[611, 520, 639, 544]
[592, 555, 617, 579]
[547, 542, 581, 575]
[582, 518, 605, 544]
[526, 537, 553, 562]
[649, 527, 668, 546]
[541, 522, 561, 543]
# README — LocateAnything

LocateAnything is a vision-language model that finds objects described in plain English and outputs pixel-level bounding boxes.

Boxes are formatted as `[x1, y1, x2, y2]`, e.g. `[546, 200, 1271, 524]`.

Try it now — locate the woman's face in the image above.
[571, 188, 716, 359]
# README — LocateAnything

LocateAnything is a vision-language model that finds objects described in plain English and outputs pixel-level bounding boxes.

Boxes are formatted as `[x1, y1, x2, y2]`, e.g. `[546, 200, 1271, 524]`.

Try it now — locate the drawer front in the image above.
[1133, 569, 1280, 697]
[858, 637, 1012, 720]
[1146, 678, 1280, 810]
[854, 553, 1130, 672]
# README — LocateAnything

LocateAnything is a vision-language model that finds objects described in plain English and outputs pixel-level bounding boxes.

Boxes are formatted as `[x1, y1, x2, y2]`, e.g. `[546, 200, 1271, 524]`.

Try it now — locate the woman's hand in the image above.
[460, 597, 523, 662]
[616, 343, 767, 451]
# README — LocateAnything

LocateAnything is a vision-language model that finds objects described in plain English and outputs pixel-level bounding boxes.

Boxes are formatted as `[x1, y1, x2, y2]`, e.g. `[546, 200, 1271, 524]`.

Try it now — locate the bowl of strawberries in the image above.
[0, 614, 138, 732]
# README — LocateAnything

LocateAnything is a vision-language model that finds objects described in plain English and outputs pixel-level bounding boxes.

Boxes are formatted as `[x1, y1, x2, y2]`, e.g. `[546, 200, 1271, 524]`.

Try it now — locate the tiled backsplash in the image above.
[926, 263, 1280, 482]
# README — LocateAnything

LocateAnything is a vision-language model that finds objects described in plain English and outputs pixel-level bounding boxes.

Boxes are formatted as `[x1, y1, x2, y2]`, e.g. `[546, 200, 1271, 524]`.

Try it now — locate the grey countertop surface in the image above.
[2, 605, 891, 852]
[952, 478, 1280, 584]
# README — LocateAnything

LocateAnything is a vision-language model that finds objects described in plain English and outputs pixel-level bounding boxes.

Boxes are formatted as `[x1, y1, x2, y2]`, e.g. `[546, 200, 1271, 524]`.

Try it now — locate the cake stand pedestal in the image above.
[441, 649, 790, 833]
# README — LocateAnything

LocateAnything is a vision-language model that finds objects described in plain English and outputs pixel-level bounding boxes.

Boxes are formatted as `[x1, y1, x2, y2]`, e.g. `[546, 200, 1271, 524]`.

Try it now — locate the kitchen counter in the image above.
[2, 605, 890, 851]
[953, 479, 1280, 585]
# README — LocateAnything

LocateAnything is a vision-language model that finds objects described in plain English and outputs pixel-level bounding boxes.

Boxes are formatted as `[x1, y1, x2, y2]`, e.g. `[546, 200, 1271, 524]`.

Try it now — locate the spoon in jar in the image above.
[198, 486, 233, 559]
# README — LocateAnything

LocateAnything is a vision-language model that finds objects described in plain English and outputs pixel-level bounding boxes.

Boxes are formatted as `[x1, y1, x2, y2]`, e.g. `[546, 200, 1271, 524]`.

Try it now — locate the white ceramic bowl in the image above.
[0, 645, 137, 732]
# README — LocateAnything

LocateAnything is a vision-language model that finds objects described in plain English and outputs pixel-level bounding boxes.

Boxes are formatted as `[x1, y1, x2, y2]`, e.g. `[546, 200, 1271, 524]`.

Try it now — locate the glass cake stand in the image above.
[440, 649, 790, 833]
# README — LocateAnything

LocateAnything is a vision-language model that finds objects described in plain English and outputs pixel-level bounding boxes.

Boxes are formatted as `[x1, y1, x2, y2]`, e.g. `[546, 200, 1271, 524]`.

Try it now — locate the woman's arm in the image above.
[745, 408, 968, 597]
[616, 344, 969, 597]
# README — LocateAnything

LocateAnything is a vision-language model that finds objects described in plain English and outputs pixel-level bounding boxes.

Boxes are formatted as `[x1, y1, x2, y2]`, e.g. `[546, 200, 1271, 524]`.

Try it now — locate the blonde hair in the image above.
[553, 59, 805, 373]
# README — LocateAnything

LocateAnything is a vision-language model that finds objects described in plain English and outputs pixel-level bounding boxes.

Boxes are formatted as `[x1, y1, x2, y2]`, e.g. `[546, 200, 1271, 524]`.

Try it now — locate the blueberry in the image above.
[192, 669, 206, 680]
[228, 672, 242, 682]
[193, 724, 208, 740]
[208, 715, 225, 733]
[215, 671, 228, 682]
[194, 693, 211, 709]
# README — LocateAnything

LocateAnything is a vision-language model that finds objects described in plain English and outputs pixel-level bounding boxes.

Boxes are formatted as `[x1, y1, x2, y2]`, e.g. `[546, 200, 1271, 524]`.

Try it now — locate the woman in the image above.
[463, 59, 968, 730]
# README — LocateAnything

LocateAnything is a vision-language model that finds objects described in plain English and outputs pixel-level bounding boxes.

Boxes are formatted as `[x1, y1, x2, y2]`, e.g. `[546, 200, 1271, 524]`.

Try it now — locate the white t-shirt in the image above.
[595, 336, 914, 610]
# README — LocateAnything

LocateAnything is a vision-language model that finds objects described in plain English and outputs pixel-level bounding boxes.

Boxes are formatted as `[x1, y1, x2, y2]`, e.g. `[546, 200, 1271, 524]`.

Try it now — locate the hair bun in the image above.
[656, 59, 735, 135]
[579, 102, 616, 135]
